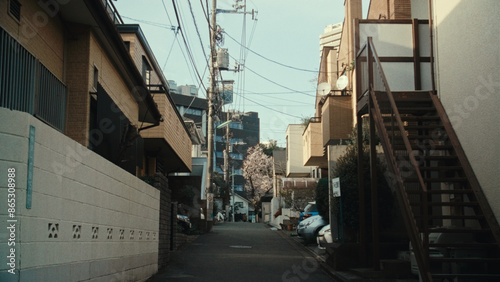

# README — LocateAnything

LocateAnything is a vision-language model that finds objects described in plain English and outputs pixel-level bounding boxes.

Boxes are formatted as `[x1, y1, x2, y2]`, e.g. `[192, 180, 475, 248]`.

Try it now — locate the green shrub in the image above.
[332, 144, 394, 235]
[315, 178, 329, 221]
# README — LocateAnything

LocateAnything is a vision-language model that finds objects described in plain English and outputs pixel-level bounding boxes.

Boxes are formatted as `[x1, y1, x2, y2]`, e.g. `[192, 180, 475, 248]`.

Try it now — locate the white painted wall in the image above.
[358, 22, 432, 91]
[234, 194, 249, 220]
[286, 125, 312, 177]
[432, 0, 500, 220]
[0, 108, 159, 281]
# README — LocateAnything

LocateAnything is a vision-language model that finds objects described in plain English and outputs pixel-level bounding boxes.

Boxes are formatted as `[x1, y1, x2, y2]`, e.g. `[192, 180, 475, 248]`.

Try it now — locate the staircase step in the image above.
[429, 257, 500, 263]
[386, 124, 443, 130]
[415, 215, 483, 220]
[397, 107, 436, 113]
[419, 166, 462, 171]
[407, 189, 473, 194]
[429, 242, 498, 248]
[394, 155, 459, 163]
[405, 177, 468, 183]
[410, 201, 479, 207]
[413, 155, 458, 161]
[393, 145, 453, 151]
[429, 228, 490, 234]
[407, 134, 447, 140]
[432, 274, 500, 280]
[384, 115, 441, 122]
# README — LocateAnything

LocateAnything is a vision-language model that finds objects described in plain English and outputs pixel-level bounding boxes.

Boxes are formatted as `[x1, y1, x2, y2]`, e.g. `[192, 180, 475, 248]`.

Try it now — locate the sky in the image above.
[114, 0, 368, 147]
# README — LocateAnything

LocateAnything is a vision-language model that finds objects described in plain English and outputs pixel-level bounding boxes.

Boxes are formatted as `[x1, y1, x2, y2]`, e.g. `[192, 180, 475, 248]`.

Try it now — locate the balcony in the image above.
[0, 28, 66, 132]
[302, 117, 327, 168]
[140, 93, 192, 172]
[320, 94, 353, 147]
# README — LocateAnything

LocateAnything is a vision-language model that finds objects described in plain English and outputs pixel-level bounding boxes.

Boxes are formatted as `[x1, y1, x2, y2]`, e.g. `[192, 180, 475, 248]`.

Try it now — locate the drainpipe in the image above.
[428, 0, 436, 93]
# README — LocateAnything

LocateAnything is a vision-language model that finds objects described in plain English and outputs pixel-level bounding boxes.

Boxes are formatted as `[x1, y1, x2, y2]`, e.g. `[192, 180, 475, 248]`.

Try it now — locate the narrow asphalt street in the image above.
[149, 222, 334, 281]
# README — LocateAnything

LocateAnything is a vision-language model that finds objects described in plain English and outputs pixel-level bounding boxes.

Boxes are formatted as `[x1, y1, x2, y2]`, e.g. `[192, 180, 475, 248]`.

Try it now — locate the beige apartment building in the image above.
[306, 0, 500, 280]
[1, 0, 192, 280]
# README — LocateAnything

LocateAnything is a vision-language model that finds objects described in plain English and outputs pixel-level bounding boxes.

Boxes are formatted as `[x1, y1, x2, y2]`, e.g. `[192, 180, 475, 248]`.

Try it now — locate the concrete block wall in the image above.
[0, 108, 159, 281]
[154, 173, 171, 270]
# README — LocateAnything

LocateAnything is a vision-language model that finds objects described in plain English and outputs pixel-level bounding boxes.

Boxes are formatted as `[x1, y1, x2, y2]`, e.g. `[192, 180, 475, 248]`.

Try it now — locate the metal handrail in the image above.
[359, 37, 432, 281]
[367, 37, 427, 194]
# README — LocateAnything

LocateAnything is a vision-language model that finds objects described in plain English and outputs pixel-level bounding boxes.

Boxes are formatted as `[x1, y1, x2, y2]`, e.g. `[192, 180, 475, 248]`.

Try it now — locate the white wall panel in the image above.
[0, 108, 159, 280]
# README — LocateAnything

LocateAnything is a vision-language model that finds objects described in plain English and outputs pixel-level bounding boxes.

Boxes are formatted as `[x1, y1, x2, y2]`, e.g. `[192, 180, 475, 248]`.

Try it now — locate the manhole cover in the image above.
[229, 245, 252, 249]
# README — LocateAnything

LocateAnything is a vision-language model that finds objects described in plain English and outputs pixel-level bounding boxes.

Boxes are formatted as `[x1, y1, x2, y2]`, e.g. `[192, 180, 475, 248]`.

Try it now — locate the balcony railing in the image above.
[102, 0, 124, 25]
[0, 28, 66, 132]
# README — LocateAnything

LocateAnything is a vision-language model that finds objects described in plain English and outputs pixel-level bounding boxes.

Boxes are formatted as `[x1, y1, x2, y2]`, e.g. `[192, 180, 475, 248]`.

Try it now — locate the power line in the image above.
[243, 90, 315, 95]
[121, 15, 177, 30]
[187, 0, 209, 65]
[219, 47, 316, 98]
[161, 0, 175, 26]
[235, 93, 304, 119]
[223, 30, 320, 73]
[244, 64, 316, 97]
[172, 0, 208, 93]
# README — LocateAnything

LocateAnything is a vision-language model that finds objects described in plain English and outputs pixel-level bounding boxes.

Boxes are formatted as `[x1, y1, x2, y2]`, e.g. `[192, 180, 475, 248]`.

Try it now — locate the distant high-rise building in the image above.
[168, 80, 177, 93]
[215, 111, 260, 192]
[177, 84, 198, 96]
[319, 22, 343, 57]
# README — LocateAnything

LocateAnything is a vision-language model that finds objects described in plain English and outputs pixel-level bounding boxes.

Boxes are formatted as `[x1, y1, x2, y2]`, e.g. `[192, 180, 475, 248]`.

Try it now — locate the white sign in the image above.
[332, 177, 341, 197]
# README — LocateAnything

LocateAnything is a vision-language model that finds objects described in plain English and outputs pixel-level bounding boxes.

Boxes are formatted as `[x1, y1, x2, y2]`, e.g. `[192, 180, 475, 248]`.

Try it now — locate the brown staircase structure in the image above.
[356, 38, 500, 281]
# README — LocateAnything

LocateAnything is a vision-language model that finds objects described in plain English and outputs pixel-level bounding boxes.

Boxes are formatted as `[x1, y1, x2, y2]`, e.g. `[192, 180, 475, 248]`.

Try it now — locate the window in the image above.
[185, 108, 202, 116]
[124, 41, 130, 52]
[9, 0, 21, 22]
[230, 138, 244, 144]
[230, 153, 243, 160]
[141, 56, 152, 85]
[93, 66, 98, 90]
[229, 122, 243, 129]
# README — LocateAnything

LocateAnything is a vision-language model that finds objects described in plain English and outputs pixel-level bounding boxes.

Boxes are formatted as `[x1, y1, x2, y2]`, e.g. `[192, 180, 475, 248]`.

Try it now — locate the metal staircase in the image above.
[357, 38, 500, 281]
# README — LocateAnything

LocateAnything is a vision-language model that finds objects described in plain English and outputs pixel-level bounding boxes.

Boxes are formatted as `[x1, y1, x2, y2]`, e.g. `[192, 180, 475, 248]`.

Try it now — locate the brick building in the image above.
[0, 0, 191, 279]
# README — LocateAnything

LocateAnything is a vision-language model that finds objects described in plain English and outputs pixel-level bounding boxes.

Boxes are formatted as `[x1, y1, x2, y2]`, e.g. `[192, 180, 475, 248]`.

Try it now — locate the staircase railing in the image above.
[357, 37, 432, 281]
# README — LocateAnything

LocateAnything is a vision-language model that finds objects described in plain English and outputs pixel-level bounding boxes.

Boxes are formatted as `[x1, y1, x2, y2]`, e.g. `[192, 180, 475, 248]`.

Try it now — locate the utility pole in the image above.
[206, 0, 217, 196]
[207, 0, 256, 224]
[223, 111, 231, 207]
[205, 0, 218, 229]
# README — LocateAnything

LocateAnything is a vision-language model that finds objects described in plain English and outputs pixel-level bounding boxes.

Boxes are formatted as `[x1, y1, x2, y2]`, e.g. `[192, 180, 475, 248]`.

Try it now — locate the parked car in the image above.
[297, 215, 327, 243]
[299, 202, 319, 222]
[317, 224, 335, 249]
[177, 214, 191, 232]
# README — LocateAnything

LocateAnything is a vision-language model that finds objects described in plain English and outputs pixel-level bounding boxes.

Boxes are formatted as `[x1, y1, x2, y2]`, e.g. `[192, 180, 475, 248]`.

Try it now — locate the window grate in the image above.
[9, 0, 21, 22]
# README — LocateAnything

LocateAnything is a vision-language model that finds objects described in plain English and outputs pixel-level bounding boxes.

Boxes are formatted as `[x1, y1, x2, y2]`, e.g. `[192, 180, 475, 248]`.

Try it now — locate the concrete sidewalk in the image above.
[275, 227, 419, 282]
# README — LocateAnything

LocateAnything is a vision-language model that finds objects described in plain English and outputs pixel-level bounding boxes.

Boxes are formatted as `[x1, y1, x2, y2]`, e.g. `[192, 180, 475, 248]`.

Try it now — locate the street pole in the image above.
[224, 112, 230, 207]
[206, 0, 217, 196]
[205, 0, 218, 231]
[232, 166, 235, 222]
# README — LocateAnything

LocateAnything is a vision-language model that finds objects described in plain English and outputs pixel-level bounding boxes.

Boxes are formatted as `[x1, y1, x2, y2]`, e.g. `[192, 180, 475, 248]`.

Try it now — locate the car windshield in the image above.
[304, 204, 317, 212]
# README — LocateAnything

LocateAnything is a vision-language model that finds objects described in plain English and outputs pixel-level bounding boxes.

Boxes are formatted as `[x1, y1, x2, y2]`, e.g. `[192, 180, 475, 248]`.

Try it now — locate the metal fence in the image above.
[0, 28, 67, 132]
